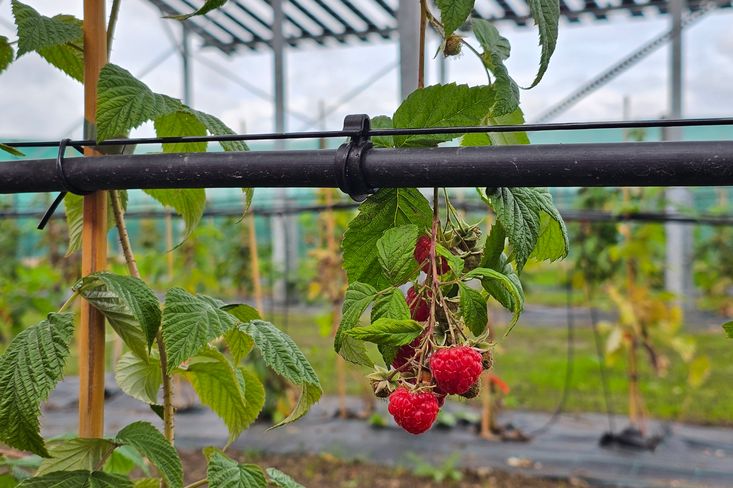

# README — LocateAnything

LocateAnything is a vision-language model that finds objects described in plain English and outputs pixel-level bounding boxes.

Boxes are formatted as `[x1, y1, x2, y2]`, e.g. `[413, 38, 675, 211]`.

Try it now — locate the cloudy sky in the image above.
[0, 0, 732, 141]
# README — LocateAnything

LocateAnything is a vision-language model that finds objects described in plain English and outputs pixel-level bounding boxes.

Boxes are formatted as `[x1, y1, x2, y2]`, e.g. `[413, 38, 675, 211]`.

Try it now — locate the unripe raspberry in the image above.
[414, 235, 449, 275]
[459, 381, 480, 399]
[443, 35, 462, 57]
[388, 386, 440, 435]
[482, 350, 493, 370]
[406, 286, 430, 322]
[429, 346, 483, 395]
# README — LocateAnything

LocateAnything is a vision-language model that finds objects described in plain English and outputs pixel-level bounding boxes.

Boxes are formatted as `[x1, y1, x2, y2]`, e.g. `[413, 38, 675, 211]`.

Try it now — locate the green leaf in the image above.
[237, 367, 266, 431]
[206, 451, 266, 488]
[346, 318, 423, 346]
[334, 282, 377, 365]
[144, 189, 206, 243]
[465, 266, 523, 331]
[437, 0, 474, 36]
[161, 288, 238, 371]
[376, 224, 419, 285]
[482, 187, 568, 270]
[235, 320, 322, 427]
[114, 352, 162, 404]
[116, 422, 182, 488]
[393, 84, 494, 147]
[342, 188, 432, 289]
[64, 189, 129, 256]
[36, 15, 84, 82]
[370, 289, 410, 366]
[169, 0, 228, 21]
[36, 439, 117, 476]
[461, 107, 529, 147]
[458, 284, 488, 336]
[18, 470, 133, 488]
[435, 243, 464, 275]
[266, 468, 304, 488]
[0, 36, 14, 74]
[472, 20, 519, 117]
[132, 479, 160, 488]
[0, 313, 74, 457]
[73, 272, 161, 357]
[222, 304, 260, 363]
[242, 188, 254, 214]
[723, 321, 733, 339]
[183, 348, 259, 444]
[154, 111, 207, 153]
[96, 63, 181, 141]
[526, 0, 560, 88]
[192, 110, 248, 152]
[0, 143, 24, 157]
[103, 445, 149, 476]
[370, 115, 394, 148]
[11, 1, 82, 57]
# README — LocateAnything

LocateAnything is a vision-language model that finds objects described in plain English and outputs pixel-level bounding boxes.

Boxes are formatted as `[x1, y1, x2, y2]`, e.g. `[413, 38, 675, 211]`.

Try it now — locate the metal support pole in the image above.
[398, 1, 420, 100]
[181, 22, 192, 106]
[665, 0, 694, 308]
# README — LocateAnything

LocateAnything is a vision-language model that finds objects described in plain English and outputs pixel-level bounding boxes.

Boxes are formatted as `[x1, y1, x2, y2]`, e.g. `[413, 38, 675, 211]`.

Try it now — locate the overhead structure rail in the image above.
[144, 0, 732, 53]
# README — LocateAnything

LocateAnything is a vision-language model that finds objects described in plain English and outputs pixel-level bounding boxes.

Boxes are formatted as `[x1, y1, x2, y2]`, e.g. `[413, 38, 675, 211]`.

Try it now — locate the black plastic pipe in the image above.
[1, 141, 732, 194]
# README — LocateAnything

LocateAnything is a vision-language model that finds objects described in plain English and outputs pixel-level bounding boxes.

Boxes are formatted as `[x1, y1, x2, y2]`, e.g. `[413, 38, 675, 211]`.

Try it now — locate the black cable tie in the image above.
[334, 114, 374, 202]
[37, 139, 92, 230]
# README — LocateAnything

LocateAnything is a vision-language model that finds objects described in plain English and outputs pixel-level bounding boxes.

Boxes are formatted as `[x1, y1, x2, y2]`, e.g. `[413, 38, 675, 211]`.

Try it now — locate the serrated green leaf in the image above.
[169, 0, 228, 20]
[11, 1, 81, 57]
[371, 288, 410, 366]
[96, 63, 182, 141]
[103, 445, 149, 476]
[242, 188, 254, 214]
[343, 188, 432, 289]
[235, 320, 321, 427]
[473, 20, 519, 117]
[334, 282, 377, 366]
[526, 0, 560, 88]
[36, 438, 117, 476]
[192, 110, 248, 152]
[74, 272, 161, 357]
[18, 470, 133, 488]
[183, 348, 257, 444]
[0, 313, 74, 457]
[162, 288, 238, 371]
[435, 243, 464, 275]
[393, 84, 494, 147]
[0, 36, 14, 74]
[206, 451, 266, 488]
[482, 187, 568, 270]
[458, 284, 488, 336]
[116, 422, 182, 488]
[376, 224, 419, 285]
[266, 468, 304, 488]
[346, 318, 423, 346]
[37, 15, 84, 82]
[370, 115, 393, 148]
[144, 189, 206, 243]
[154, 110, 207, 153]
[723, 321, 733, 339]
[466, 266, 523, 331]
[64, 191, 128, 256]
[221, 304, 260, 363]
[437, 0, 474, 36]
[461, 107, 529, 147]
[0, 143, 24, 157]
[236, 367, 265, 432]
[114, 352, 162, 404]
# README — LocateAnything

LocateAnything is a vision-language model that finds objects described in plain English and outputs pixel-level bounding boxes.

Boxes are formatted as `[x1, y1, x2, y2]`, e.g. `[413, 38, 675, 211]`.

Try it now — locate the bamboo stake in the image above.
[165, 213, 174, 282]
[78, 0, 108, 438]
[247, 212, 264, 313]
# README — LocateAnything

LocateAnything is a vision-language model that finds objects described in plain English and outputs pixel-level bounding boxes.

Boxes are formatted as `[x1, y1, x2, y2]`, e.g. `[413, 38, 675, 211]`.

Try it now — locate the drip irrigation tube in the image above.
[1, 141, 733, 194]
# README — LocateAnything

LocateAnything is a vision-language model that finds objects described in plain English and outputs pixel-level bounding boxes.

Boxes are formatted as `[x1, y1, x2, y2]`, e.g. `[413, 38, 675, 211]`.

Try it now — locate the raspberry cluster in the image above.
[380, 232, 492, 435]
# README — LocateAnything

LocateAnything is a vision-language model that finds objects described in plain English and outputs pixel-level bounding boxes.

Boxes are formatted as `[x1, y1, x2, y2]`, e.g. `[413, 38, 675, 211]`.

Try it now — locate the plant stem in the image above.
[418, 0, 427, 89]
[183, 480, 208, 488]
[59, 291, 80, 313]
[106, 0, 123, 57]
[109, 189, 176, 445]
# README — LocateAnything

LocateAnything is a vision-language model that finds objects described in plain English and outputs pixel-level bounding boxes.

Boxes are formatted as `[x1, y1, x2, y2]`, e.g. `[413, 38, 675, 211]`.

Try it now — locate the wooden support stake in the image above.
[248, 211, 264, 313]
[79, 0, 108, 439]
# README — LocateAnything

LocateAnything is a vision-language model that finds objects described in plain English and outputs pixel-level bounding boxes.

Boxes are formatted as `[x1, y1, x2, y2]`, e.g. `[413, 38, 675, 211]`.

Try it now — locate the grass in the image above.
[279, 311, 733, 426]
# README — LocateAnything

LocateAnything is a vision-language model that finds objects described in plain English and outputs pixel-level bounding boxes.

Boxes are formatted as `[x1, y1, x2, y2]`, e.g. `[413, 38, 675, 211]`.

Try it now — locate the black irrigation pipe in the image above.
[2, 141, 733, 195]
[4, 116, 733, 149]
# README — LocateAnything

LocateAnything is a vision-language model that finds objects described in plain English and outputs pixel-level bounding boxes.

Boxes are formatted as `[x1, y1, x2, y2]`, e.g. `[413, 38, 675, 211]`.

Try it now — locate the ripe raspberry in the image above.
[392, 335, 421, 369]
[429, 346, 483, 395]
[388, 386, 440, 434]
[406, 286, 430, 322]
[414, 235, 449, 275]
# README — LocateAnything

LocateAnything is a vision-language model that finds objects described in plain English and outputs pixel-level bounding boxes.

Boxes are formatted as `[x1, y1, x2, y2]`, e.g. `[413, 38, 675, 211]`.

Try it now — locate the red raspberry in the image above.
[414, 235, 449, 275]
[392, 335, 420, 369]
[434, 386, 447, 407]
[429, 346, 483, 395]
[406, 286, 430, 322]
[388, 386, 440, 434]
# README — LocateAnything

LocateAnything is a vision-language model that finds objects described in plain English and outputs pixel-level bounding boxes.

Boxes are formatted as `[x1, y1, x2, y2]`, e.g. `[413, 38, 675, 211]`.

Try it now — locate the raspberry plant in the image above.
[335, 2, 568, 434]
